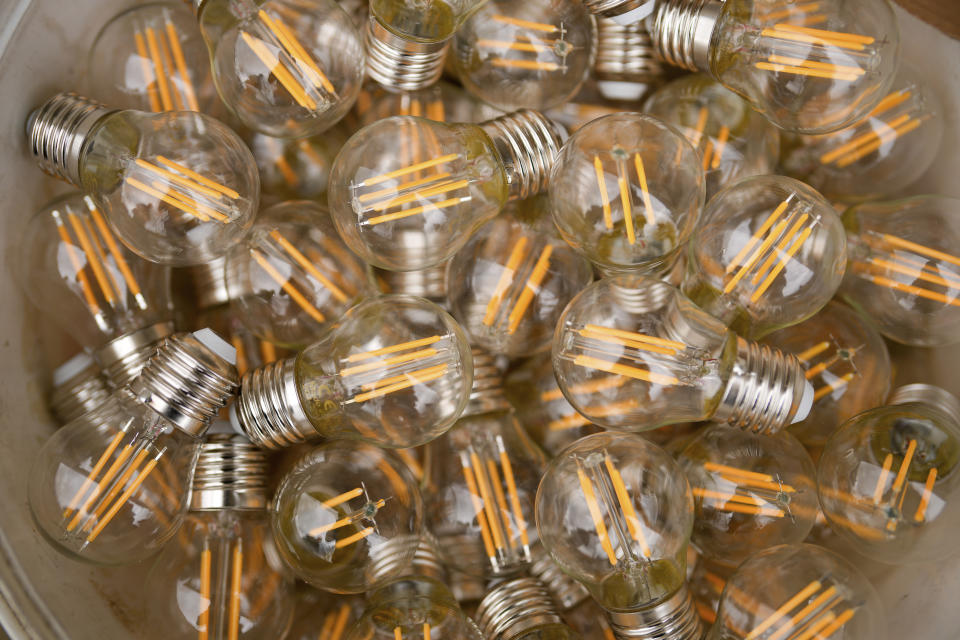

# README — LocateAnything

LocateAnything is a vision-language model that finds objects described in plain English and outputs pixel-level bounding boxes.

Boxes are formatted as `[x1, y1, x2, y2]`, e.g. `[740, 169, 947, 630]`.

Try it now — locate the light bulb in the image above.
[193, 0, 365, 138]
[359, 81, 497, 126]
[28, 330, 239, 565]
[248, 127, 349, 202]
[450, 0, 597, 112]
[548, 112, 705, 276]
[231, 295, 472, 449]
[648, 0, 900, 134]
[817, 384, 960, 564]
[26, 93, 259, 267]
[476, 577, 582, 640]
[270, 439, 423, 593]
[18, 192, 175, 387]
[446, 197, 594, 357]
[678, 423, 818, 566]
[707, 543, 883, 640]
[49, 352, 112, 425]
[224, 200, 371, 348]
[88, 1, 217, 114]
[285, 588, 361, 640]
[840, 195, 960, 346]
[780, 67, 942, 202]
[762, 301, 891, 448]
[535, 432, 701, 639]
[144, 433, 295, 639]
[593, 18, 666, 103]
[643, 74, 780, 199]
[328, 110, 566, 272]
[553, 276, 813, 435]
[681, 175, 848, 339]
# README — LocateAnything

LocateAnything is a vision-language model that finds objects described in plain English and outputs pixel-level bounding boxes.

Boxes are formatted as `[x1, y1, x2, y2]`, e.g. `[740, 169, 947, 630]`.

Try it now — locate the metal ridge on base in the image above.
[365, 17, 449, 92]
[480, 110, 567, 201]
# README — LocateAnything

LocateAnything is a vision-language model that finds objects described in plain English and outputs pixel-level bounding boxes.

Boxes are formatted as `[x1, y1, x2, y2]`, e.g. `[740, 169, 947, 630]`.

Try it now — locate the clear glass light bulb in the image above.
[678, 423, 818, 566]
[535, 432, 701, 639]
[817, 384, 960, 564]
[359, 81, 497, 126]
[28, 330, 239, 565]
[643, 74, 780, 199]
[224, 200, 370, 349]
[762, 301, 891, 449]
[285, 588, 362, 640]
[553, 276, 813, 435]
[450, 0, 598, 111]
[270, 440, 423, 593]
[840, 195, 960, 346]
[88, 1, 218, 114]
[780, 66, 942, 202]
[194, 0, 365, 138]
[26, 93, 259, 267]
[144, 433, 295, 639]
[548, 112, 705, 276]
[328, 110, 566, 272]
[649, 0, 900, 134]
[248, 127, 348, 202]
[231, 295, 473, 449]
[446, 197, 594, 357]
[707, 544, 883, 640]
[682, 175, 848, 339]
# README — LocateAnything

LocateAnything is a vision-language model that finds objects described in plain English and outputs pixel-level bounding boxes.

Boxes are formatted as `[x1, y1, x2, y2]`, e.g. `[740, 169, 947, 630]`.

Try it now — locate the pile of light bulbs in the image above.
[14, 0, 960, 638]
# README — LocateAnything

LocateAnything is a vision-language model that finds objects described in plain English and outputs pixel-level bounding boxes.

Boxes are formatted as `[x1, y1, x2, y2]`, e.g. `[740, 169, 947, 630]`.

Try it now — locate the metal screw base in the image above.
[231, 357, 317, 449]
[480, 110, 567, 201]
[372, 263, 449, 302]
[190, 433, 269, 510]
[368, 532, 448, 586]
[529, 547, 589, 611]
[648, 0, 722, 71]
[95, 322, 176, 390]
[26, 92, 113, 185]
[49, 353, 111, 424]
[889, 384, 960, 427]
[476, 577, 565, 640]
[595, 18, 666, 102]
[365, 18, 449, 92]
[463, 348, 511, 418]
[605, 586, 703, 640]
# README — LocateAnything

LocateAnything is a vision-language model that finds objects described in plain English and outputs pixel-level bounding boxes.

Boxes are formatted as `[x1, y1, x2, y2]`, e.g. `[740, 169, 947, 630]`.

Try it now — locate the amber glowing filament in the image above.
[571, 324, 684, 387]
[681, 108, 730, 172]
[198, 542, 211, 640]
[745, 579, 857, 640]
[592, 151, 658, 244]
[852, 232, 960, 308]
[319, 603, 352, 640]
[482, 237, 555, 335]
[757, 23, 875, 82]
[757, 2, 827, 26]
[339, 335, 453, 404]
[308, 486, 385, 553]
[126, 155, 240, 224]
[697, 462, 796, 519]
[547, 400, 637, 432]
[480, 15, 570, 72]
[134, 15, 200, 112]
[863, 439, 939, 532]
[794, 339, 860, 403]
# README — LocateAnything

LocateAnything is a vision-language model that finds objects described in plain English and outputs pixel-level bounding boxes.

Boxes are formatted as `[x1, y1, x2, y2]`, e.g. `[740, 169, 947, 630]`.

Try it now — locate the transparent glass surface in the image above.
[248, 126, 348, 201]
[328, 115, 509, 271]
[28, 393, 200, 565]
[346, 581, 483, 640]
[682, 175, 847, 339]
[710, 0, 900, 134]
[817, 402, 960, 564]
[678, 424, 818, 566]
[535, 432, 694, 611]
[285, 587, 362, 640]
[549, 113, 704, 275]
[840, 195, 960, 346]
[79, 109, 259, 266]
[360, 82, 496, 126]
[552, 276, 736, 431]
[225, 200, 370, 348]
[562, 597, 618, 640]
[446, 198, 593, 357]
[271, 440, 422, 593]
[369, 0, 486, 42]
[145, 510, 295, 639]
[193, 305, 288, 377]
[198, 0, 365, 138]
[451, 0, 597, 111]
[688, 557, 735, 628]
[763, 301, 891, 448]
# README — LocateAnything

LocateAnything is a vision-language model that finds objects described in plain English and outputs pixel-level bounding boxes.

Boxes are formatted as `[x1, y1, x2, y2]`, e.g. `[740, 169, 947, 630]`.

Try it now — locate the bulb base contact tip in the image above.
[190, 433, 269, 510]
[231, 357, 316, 449]
[476, 577, 564, 640]
[605, 585, 702, 640]
[648, 0, 722, 71]
[481, 110, 567, 201]
[26, 92, 114, 186]
[365, 17, 449, 92]
[49, 353, 111, 424]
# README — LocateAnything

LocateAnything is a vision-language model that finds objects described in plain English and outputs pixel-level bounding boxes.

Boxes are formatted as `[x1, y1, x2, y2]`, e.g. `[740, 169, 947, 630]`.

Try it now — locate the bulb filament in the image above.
[695, 462, 796, 519]
[744, 579, 857, 640]
[479, 15, 571, 73]
[852, 232, 960, 308]
[680, 107, 731, 172]
[569, 324, 686, 386]
[318, 603, 352, 640]
[125, 155, 241, 225]
[482, 236, 555, 335]
[308, 486, 386, 556]
[794, 340, 861, 403]
[592, 151, 657, 245]
[133, 12, 200, 112]
[340, 336, 455, 404]
[755, 22, 877, 83]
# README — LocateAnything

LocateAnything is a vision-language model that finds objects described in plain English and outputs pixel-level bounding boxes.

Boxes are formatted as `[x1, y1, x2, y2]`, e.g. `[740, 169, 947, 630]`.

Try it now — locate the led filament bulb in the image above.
[817, 384, 960, 564]
[194, 0, 365, 138]
[26, 93, 259, 266]
[553, 276, 813, 435]
[840, 195, 960, 346]
[682, 175, 848, 339]
[549, 112, 705, 276]
[270, 440, 423, 593]
[643, 74, 780, 198]
[328, 110, 566, 272]
[285, 590, 360, 640]
[28, 330, 238, 565]
[649, 0, 900, 134]
[763, 301, 891, 448]
[18, 193, 174, 387]
[231, 295, 472, 449]
[451, 0, 597, 111]
[145, 433, 295, 639]
[248, 128, 348, 202]
[88, 2, 215, 113]
[535, 432, 701, 639]
[678, 424, 818, 566]
[224, 200, 370, 348]
[446, 199, 594, 357]
[593, 17, 666, 103]
[707, 544, 883, 640]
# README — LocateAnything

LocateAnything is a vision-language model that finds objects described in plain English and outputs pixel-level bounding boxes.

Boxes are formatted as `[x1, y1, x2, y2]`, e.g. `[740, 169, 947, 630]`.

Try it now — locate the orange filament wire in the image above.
[125, 177, 209, 222]
[693, 488, 766, 506]
[274, 155, 299, 187]
[165, 20, 200, 111]
[86, 452, 161, 542]
[836, 116, 926, 168]
[914, 467, 938, 522]
[330, 603, 352, 640]
[701, 139, 714, 172]
[66, 213, 116, 305]
[62, 431, 125, 518]
[260, 10, 336, 95]
[769, 586, 839, 640]
[228, 541, 243, 640]
[815, 609, 856, 638]
[357, 172, 453, 204]
[241, 32, 316, 110]
[750, 226, 814, 302]
[869, 256, 960, 290]
[484, 236, 530, 326]
[725, 198, 792, 274]
[198, 544, 211, 640]
[772, 23, 875, 44]
[892, 440, 918, 492]
[491, 14, 559, 32]
[335, 527, 374, 549]
[547, 400, 637, 431]
[366, 178, 469, 213]
[633, 153, 657, 226]
[251, 250, 327, 324]
[321, 488, 363, 509]
[867, 89, 912, 118]
[859, 271, 960, 307]
[690, 107, 709, 148]
[82, 448, 151, 531]
[66, 444, 135, 532]
[578, 328, 680, 356]
[820, 113, 912, 164]
[365, 196, 468, 226]
[580, 324, 685, 350]
[340, 347, 438, 377]
[52, 214, 102, 317]
[423, 623, 431, 640]
[813, 373, 854, 402]
[359, 153, 459, 187]
[310, 499, 386, 536]
[507, 245, 553, 334]
[499, 443, 530, 546]
[870, 453, 895, 504]
[754, 62, 860, 82]
[759, 2, 821, 21]
[79, 213, 124, 301]
[351, 365, 447, 403]
[705, 500, 784, 518]
[269, 230, 349, 302]
[725, 214, 793, 293]
[144, 27, 174, 110]
[486, 457, 516, 548]
[471, 450, 508, 554]
[877, 234, 960, 269]
[711, 126, 730, 170]
[617, 160, 636, 245]
[360, 363, 447, 392]
[594, 155, 613, 229]
[766, 55, 865, 76]
[761, 25, 871, 51]
[750, 213, 810, 286]
[477, 39, 553, 52]
[346, 336, 442, 362]
[540, 375, 625, 402]
[797, 341, 832, 364]
[604, 454, 651, 556]
[704, 462, 775, 483]
[460, 454, 498, 562]
[156, 26, 185, 110]
[744, 580, 822, 640]
[155, 155, 239, 199]
[491, 58, 561, 71]
[134, 30, 162, 112]
[577, 466, 617, 565]
[793, 610, 838, 640]
[574, 355, 680, 386]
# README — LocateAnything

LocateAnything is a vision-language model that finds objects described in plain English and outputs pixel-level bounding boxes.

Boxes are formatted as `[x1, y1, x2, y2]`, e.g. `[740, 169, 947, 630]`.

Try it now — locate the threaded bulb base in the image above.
[648, 0, 721, 71]
[26, 92, 113, 185]
[231, 357, 317, 449]
[368, 532, 448, 586]
[372, 263, 449, 302]
[583, 0, 657, 25]
[463, 348, 510, 417]
[49, 353, 111, 424]
[95, 322, 176, 390]
[365, 18, 448, 92]
[888, 384, 960, 426]
[605, 586, 702, 640]
[190, 433, 269, 510]
[529, 548, 589, 610]
[476, 577, 564, 640]
[595, 18, 665, 101]
[481, 110, 567, 201]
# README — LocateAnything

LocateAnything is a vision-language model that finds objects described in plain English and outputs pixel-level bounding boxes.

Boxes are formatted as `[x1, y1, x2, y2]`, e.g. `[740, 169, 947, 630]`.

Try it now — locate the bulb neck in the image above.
[888, 384, 960, 427]
[476, 577, 565, 640]
[595, 18, 665, 102]
[605, 585, 703, 640]
[529, 547, 589, 611]
[648, 0, 722, 72]
[372, 263, 449, 303]
[128, 330, 239, 437]
[49, 353, 111, 424]
[190, 433, 269, 510]
[231, 357, 317, 449]
[95, 322, 176, 389]
[582, 0, 657, 25]
[365, 17, 449, 92]
[480, 110, 567, 201]
[368, 532, 449, 587]
[188, 256, 230, 311]
[463, 348, 511, 418]
[714, 337, 812, 435]
[26, 93, 115, 186]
